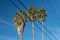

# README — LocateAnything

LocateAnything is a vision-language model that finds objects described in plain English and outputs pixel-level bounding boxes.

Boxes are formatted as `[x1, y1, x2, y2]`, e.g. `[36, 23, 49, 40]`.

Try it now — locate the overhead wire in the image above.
[47, 0, 60, 19]
[18, 0, 27, 10]
[38, 0, 58, 40]
[17, 0, 53, 40]
[9, 0, 57, 40]
[9, 0, 21, 10]
[34, 22, 52, 40]
[30, 0, 57, 40]
[46, 0, 60, 27]
[27, 0, 58, 40]
[38, 20, 58, 40]
[40, 0, 60, 28]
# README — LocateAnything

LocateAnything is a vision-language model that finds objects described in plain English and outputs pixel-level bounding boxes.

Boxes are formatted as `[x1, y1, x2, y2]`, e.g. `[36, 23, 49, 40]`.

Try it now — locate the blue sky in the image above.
[0, 0, 60, 40]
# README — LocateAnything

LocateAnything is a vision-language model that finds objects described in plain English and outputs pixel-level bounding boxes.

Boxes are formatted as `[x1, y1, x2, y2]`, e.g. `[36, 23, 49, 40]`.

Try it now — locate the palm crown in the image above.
[14, 10, 27, 26]
[26, 6, 37, 22]
[37, 8, 47, 22]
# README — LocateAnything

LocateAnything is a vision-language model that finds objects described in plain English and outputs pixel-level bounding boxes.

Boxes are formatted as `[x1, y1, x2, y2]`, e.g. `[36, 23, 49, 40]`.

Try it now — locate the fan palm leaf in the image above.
[26, 6, 37, 22]
[37, 8, 47, 22]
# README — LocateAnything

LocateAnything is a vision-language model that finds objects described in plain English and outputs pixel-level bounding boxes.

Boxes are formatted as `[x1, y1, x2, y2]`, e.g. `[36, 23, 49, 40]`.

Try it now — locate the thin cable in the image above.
[37, 20, 58, 40]
[9, 0, 21, 10]
[47, 0, 60, 27]
[17, 0, 53, 40]
[34, 23, 52, 40]
[40, 0, 60, 28]
[38, 0, 58, 39]
[37, 0, 58, 40]
[32, 0, 58, 40]
[18, 0, 27, 9]
[27, 0, 35, 6]
[27, 0, 56, 40]
[47, 0, 60, 19]
[32, 0, 57, 26]
[18, 0, 37, 40]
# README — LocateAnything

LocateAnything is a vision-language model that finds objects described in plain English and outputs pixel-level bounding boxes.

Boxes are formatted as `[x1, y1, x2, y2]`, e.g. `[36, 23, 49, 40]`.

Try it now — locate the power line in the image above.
[17, 0, 53, 40]
[37, 20, 58, 40]
[38, 0, 58, 39]
[32, 0, 55, 26]
[18, 0, 27, 10]
[34, 22, 52, 40]
[40, 0, 60, 28]
[47, 0, 60, 19]
[9, 0, 21, 10]
[28, 0, 58, 40]
[47, 0, 60, 27]
[9, 0, 57, 40]
[18, 0, 37, 40]
[27, 0, 35, 6]
[27, 0, 57, 40]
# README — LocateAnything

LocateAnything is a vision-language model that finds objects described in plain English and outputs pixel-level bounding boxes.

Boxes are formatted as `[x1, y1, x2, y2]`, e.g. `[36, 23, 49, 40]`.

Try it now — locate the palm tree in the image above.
[14, 10, 26, 40]
[26, 6, 37, 40]
[37, 8, 47, 40]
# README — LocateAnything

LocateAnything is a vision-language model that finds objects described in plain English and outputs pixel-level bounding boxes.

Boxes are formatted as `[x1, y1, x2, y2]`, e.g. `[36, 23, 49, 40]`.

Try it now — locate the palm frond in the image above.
[37, 8, 47, 22]
[26, 6, 37, 22]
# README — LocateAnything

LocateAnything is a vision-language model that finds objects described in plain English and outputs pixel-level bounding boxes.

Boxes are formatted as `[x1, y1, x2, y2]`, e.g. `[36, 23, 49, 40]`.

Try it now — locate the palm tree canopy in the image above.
[14, 10, 26, 27]
[26, 6, 37, 22]
[13, 11, 27, 36]
[37, 8, 47, 22]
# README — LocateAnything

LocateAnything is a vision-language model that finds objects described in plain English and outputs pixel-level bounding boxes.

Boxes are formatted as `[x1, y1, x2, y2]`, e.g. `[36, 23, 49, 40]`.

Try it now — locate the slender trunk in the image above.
[42, 22, 44, 40]
[32, 22, 36, 40]
[20, 34, 22, 40]
[19, 31, 23, 40]
[17, 28, 23, 40]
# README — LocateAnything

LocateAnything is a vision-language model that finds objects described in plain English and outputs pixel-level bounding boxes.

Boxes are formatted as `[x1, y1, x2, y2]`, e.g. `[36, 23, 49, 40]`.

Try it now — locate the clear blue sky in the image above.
[0, 0, 60, 40]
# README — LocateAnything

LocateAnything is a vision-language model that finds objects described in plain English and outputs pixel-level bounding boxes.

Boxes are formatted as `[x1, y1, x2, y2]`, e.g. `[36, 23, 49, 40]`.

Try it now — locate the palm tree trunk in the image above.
[42, 22, 44, 40]
[20, 34, 22, 40]
[32, 22, 36, 40]
[17, 28, 23, 40]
